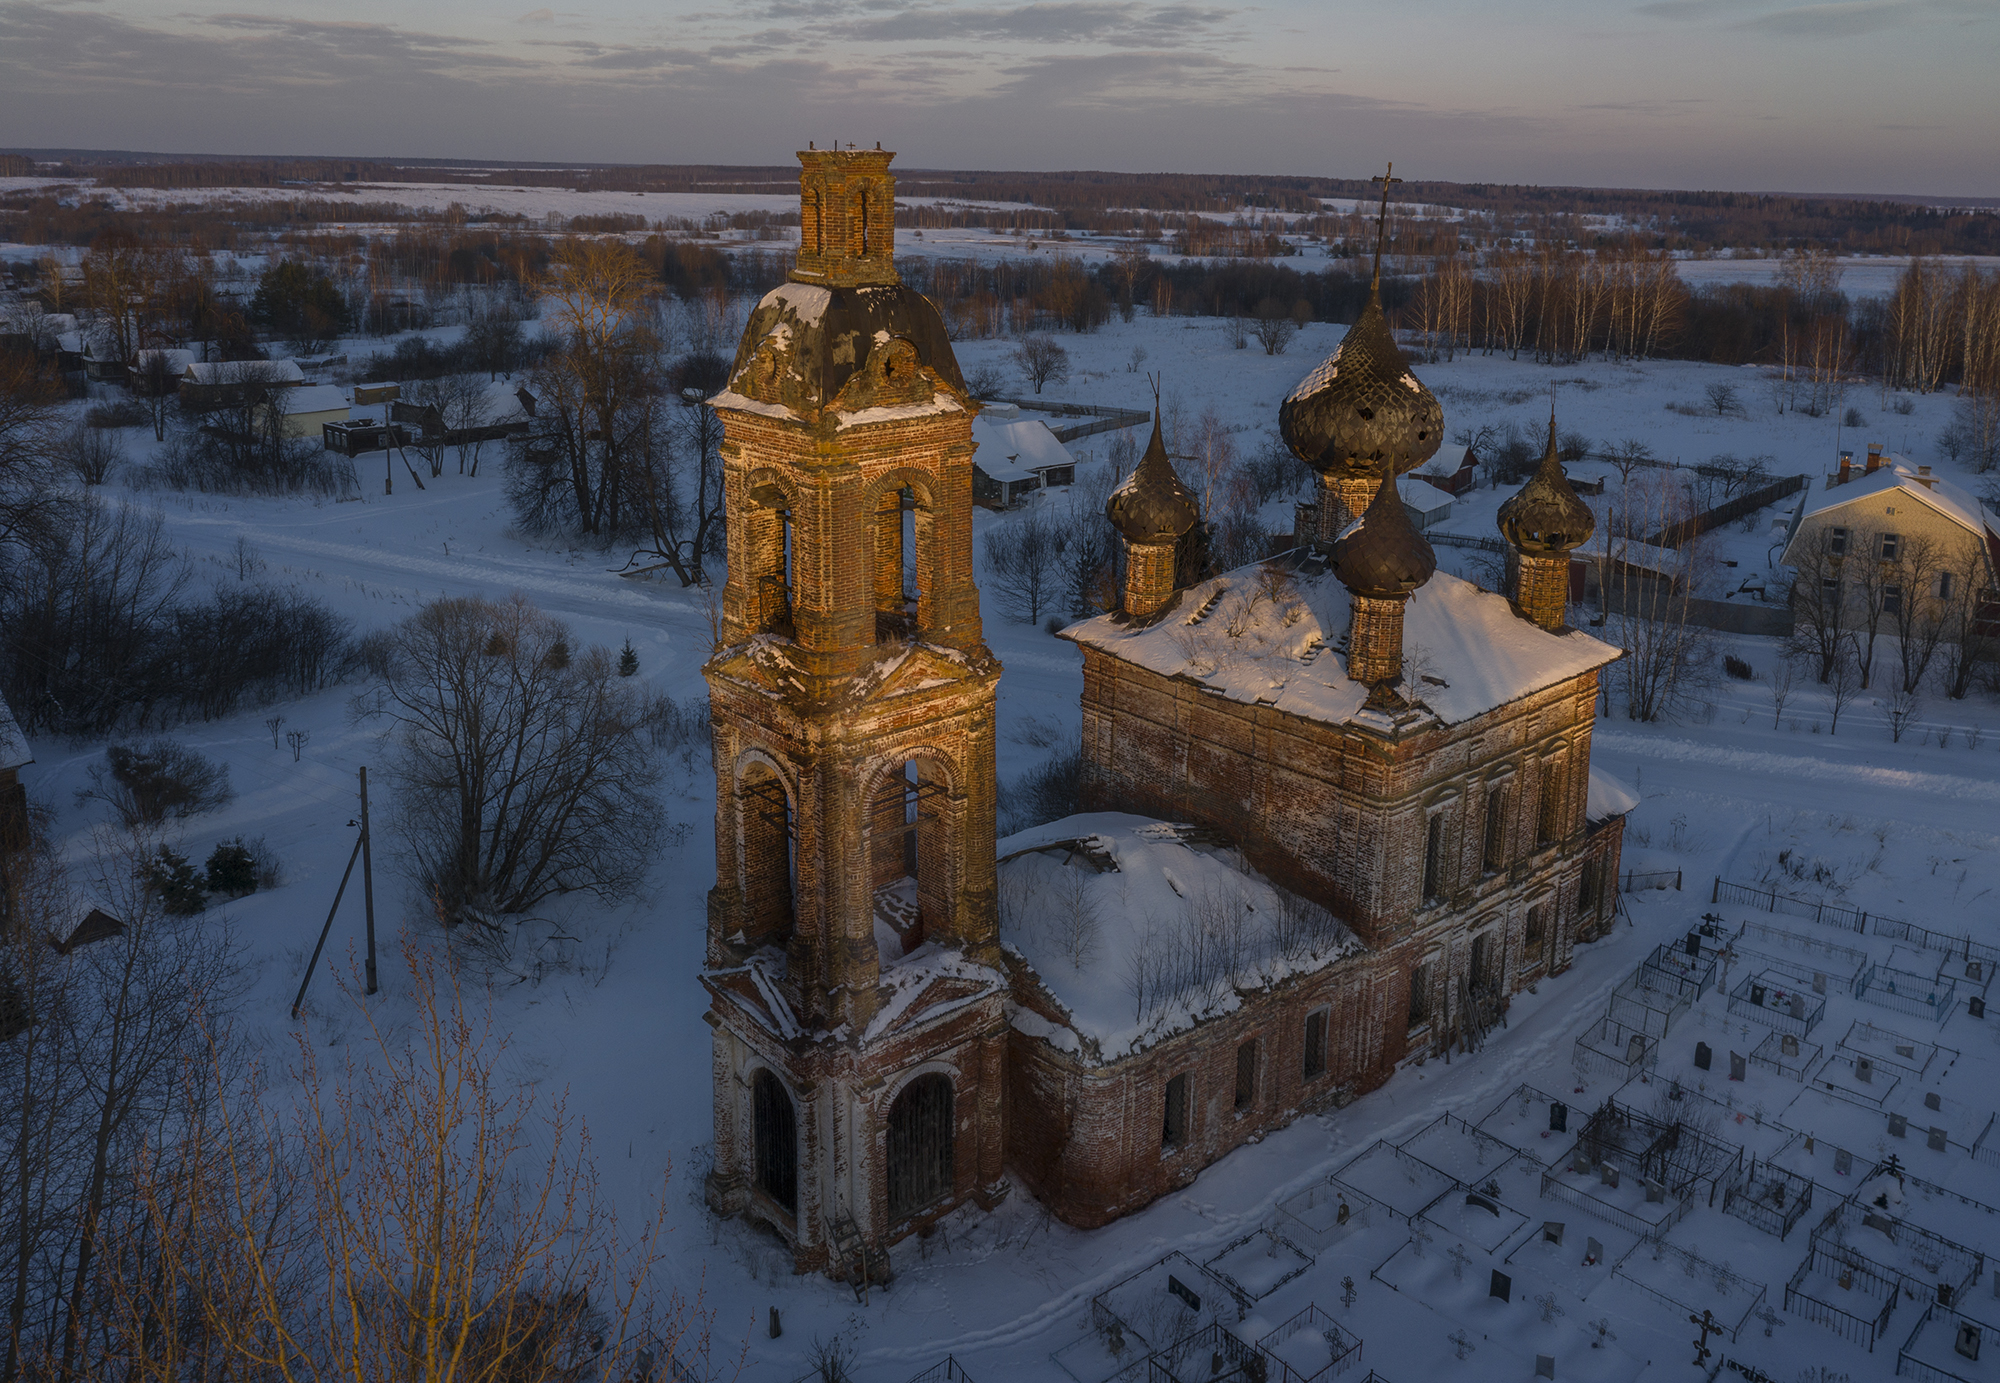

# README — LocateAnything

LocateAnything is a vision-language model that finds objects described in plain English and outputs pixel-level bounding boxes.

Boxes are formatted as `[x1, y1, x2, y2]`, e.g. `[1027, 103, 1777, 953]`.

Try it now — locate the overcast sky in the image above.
[1, 0, 1994, 195]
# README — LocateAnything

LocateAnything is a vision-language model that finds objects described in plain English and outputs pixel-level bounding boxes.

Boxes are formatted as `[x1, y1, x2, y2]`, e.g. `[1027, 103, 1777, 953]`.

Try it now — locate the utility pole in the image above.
[359, 765, 378, 995]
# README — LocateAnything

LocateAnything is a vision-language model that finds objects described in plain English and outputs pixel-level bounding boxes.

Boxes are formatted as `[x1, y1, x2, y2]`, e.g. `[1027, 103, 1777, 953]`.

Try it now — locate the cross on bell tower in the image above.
[700, 144, 1010, 1279]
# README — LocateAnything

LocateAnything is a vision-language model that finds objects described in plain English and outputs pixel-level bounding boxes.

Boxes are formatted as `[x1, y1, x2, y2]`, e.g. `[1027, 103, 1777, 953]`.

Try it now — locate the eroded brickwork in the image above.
[702, 148, 1007, 1276]
[1516, 552, 1571, 632]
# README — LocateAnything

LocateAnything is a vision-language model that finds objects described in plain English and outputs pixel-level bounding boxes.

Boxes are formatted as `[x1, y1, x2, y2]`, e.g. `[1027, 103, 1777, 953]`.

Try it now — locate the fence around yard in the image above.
[1713, 878, 2000, 976]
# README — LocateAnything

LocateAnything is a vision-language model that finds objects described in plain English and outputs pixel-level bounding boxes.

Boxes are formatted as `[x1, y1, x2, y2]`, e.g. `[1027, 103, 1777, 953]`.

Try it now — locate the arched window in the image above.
[752, 1069, 797, 1215]
[871, 470, 938, 643]
[871, 756, 949, 956]
[886, 1073, 954, 1220]
[739, 763, 795, 949]
[746, 484, 794, 636]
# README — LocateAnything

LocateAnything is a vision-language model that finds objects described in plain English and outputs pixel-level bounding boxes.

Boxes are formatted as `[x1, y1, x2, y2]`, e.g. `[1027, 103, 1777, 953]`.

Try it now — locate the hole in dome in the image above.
[1356, 407, 1374, 420]
[1417, 431, 1428, 440]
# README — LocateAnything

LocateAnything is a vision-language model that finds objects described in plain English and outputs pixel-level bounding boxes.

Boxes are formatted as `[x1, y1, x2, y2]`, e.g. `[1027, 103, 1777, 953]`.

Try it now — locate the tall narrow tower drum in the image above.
[699, 147, 1008, 1276]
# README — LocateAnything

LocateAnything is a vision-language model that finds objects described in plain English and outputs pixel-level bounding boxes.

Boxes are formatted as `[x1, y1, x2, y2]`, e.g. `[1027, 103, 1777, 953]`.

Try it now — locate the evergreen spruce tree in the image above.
[618, 639, 639, 677]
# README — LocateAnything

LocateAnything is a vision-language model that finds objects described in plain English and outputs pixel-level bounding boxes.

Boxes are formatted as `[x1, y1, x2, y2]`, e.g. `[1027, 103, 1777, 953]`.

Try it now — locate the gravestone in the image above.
[1336, 1197, 1350, 1225]
[1813, 972, 1827, 994]
[1939, 1283, 1954, 1306]
[1466, 1192, 1501, 1217]
[1694, 1041, 1712, 1071]
[1489, 1270, 1512, 1303]
[1926, 1092, 1942, 1111]
[1730, 1051, 1747, 1082]
[1782, 1034, 1800, 1058]
[1549, 1101, 1568, 1134]
[1896, 1043, 1916, 1058]
[1537, 1355, 1556, 1380]
[1166, 1275, 1201, 1312]
[1969, 961, 1984, 982]
[1542, 1221, 1565, 1246]
[1855, 1057, 1873, 1084]
[1973, 997, 1987, 1019]
[1751, 984, 1766, 1007]
[1584, 1237, 1603, 1266]
[1685, 932, 1702, 957]
[1958, 1322, 1982, 1362]
[1571, 1148, 1593, 1175]
[1805, 1135, 1815, 1154]
[1930, 1126, 1949, 1152]
[1889, 1113, 1908, 1138]
[1644, 1179, 1666, 1204]
[1600, 1163, 1620, 1190]
[1834, 1148, 1852, 1176]
[1626, 1034, 1647, 1065]
[1789, 993, 1806, 1019]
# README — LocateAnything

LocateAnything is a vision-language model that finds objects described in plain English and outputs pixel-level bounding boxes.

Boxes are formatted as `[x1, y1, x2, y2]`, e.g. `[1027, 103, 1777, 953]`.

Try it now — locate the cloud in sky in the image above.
[0, 0, 1991, 193]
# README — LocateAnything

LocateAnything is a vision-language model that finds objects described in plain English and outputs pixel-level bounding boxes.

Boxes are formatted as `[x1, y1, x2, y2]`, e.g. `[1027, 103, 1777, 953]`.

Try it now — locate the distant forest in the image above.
[5, 153, 1998, 257]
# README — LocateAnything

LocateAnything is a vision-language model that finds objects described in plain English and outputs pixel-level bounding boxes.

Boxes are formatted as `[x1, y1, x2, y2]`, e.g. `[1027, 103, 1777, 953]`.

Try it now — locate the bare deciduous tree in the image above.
[364, 594, 663, 925]
[1012, 335, 1070, 395]
[983, 505, 1068, 625]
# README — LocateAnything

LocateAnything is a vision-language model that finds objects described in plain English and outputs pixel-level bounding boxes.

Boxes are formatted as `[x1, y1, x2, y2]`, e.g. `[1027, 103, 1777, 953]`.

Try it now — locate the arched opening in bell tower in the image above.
[737, 761, 796, 950]
[870, 755, 951, 958]
[870, 472, 939, 643]
[751, 1068, 798, 1217]
[747, 484, 794, 636]
[886, 1072, 954, 1221]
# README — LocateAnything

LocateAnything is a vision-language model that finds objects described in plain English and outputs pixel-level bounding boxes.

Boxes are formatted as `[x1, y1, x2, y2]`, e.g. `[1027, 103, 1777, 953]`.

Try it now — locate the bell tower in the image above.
[700, 146, 1009, 1279]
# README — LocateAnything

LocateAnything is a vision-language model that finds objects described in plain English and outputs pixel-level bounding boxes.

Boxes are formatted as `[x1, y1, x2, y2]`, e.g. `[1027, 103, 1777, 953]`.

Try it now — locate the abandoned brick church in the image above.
[699, 147, 1631, 1278]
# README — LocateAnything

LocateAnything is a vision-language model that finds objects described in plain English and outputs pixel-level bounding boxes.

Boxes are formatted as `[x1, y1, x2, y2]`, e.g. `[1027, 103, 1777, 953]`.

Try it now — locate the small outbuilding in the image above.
[257, 383, 350, 439]
[1397, 475, 1456, 530]
[972, 403, 1078, 508]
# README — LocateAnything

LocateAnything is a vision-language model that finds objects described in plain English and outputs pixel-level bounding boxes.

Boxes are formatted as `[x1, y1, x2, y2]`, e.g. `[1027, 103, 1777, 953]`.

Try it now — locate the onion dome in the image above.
[1279, 278, 1444, 481]
[1332, 467, 1437, 599]
[1497, 424, 1596, 555]
[1106, 412, 1199, 545]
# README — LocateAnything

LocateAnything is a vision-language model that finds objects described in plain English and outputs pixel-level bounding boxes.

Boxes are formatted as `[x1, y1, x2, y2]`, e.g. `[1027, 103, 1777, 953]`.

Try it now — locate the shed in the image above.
[257, 383, 350, 440]
[972, 404, 1078, 507]
[1397, 476, 1456, 530]
[1417, 445, 1479, 497]
[129, 347, 195, 393]
[324, 416, 411, 455]
[354, 381, 401, 406]
[180, 359, 306, 408]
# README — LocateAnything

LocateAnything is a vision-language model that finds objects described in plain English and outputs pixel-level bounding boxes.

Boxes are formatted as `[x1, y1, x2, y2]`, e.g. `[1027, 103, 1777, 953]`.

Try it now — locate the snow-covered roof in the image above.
[271, 384, 348, 415]
[972, 413, 1075, 476]
[1586, 764, 1638, 823]
[132, 347, 195, 374]
[1797, 460, 1996, 540]
[1576, 534, 1682, 579]
[55, 331, 85, 354]
[998, 812, 1361, 1060]
[0, 692, 31, 773]
[183, 359, 306, 385]
[1397, 476, 1454, 512]
[1064, 563, 1619, 730]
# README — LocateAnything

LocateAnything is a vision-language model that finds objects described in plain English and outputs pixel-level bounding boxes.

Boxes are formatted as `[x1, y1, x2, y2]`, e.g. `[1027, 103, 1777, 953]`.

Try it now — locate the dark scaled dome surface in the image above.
[1106, 413, 1200, 544]
[1497, 429, 1596, 554]
[1279, 281, 1444, 481]
[725, 280, 965, 409]
[1332, 468, 1438, 598]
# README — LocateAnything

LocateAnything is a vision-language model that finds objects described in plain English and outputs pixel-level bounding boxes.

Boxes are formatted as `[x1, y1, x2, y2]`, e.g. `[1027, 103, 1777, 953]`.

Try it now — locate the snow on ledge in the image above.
[1063, 563, 1619, 730]
[1587, 764, 1639, 823]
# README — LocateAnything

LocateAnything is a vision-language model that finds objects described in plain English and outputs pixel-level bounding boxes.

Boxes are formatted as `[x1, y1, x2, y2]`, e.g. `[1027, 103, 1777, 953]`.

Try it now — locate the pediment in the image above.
[875, 975, 992, 1037]
[865, 645, 975, 703]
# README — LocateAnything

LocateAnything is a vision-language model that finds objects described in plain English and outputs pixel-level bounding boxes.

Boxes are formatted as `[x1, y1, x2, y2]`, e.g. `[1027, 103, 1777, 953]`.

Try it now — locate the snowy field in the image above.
[6, 174, 1995, 294]
[16, 305, 2000, 1382]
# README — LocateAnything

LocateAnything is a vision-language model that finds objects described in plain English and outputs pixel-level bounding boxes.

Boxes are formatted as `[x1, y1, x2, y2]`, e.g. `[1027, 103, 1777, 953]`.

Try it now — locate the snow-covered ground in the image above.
[15, 307, 2000, 1382]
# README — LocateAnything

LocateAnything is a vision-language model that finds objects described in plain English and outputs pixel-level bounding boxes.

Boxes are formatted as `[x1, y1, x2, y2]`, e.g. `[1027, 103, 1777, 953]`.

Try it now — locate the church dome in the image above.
[1332, 468, 1437, 599]
[1279, 280, 1443, 482]
[724, 280, 965, 409]
[1107, 413, 1200, 545]
[1498, 427, 1596, 555]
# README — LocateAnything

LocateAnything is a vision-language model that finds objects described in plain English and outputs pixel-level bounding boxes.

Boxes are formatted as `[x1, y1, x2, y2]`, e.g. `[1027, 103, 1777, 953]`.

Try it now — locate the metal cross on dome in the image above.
[1371, 162, 1403, 279]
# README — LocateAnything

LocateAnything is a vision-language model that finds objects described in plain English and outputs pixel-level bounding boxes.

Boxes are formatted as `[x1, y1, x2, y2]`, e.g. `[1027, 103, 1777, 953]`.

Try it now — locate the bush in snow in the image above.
[77, 739, 234, 828]
[142, 843, 208, 916]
